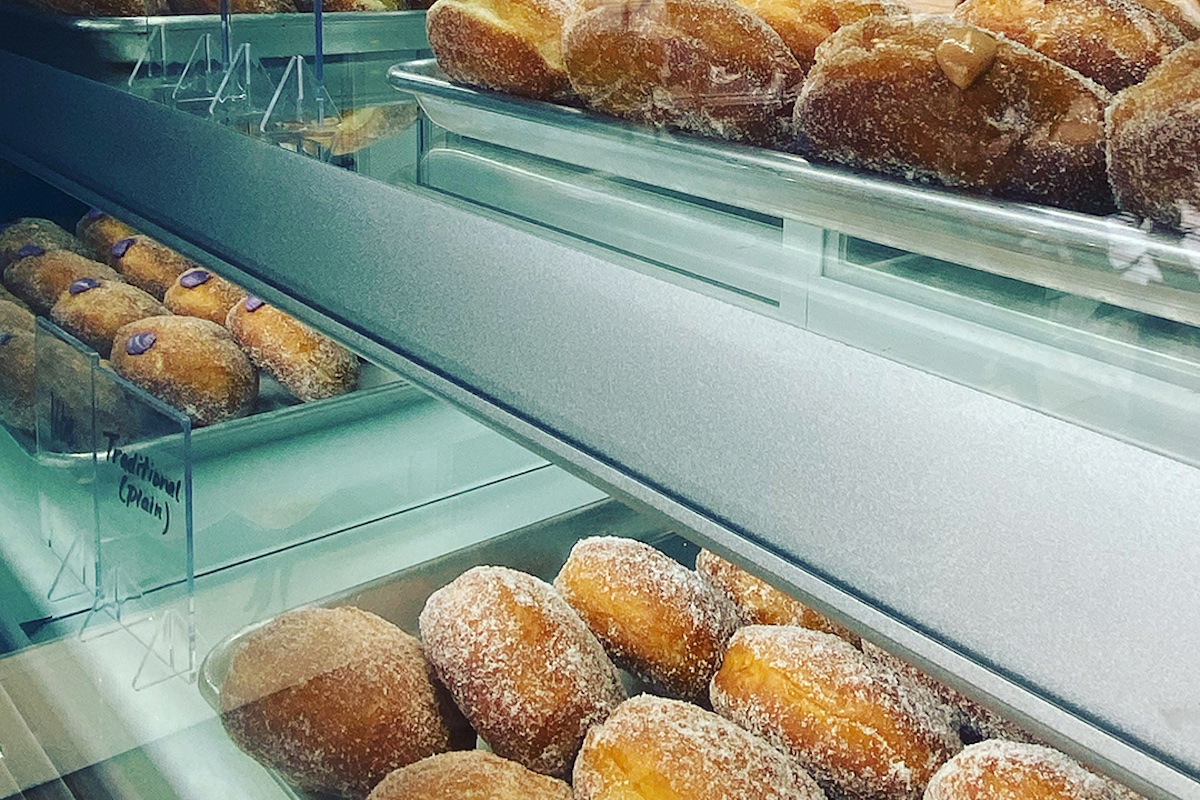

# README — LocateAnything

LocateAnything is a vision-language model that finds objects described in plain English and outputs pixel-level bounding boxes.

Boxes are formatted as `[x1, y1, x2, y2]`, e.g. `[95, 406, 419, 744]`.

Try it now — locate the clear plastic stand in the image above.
[127, 24, 177, 102]
[258, 0, 341, 158]
[170, 0, 274, 126]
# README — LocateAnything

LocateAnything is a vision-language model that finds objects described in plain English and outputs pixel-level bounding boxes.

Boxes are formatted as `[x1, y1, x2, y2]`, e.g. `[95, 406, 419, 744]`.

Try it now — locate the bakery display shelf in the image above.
[389, 58, 1200, 329]
[4, 3, 429, 64]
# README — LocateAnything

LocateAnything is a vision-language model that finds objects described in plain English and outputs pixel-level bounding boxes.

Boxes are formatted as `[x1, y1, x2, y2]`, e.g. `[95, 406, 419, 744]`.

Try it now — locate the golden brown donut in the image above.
[50, 278, 169, 358]
[4, 246, 125, 315]
[75, 209, 138, 264]
[953, 0, 1185, 92]
[221, 606, 474, 800]
[367, 751, 573, 800]
[0, 327, 35, 433]
[555, 536, 739, 703]
[163, 268, 246, 326]
[710, 625, 962, 800]
[110, 315, 258, 427]
[795, 16, 1114, 214]
[107, 235, 199, 301]
[426, 0, 577, 102]
[574, 694, 827, 800]
[1133, 0, 1200, 39]
[1107, 39, 1200, 230]
[0, 218, 89, 269]
[419, 565, 627, 778]
[695, 547, 860, 646]
[562, 0, 805, 149]
[226, 296, 359, 402]
[924, 739, 1132, 800]
[731, 0, 908, 72]
[860, 640, 1040, 746]
[0, 298, 34, 335]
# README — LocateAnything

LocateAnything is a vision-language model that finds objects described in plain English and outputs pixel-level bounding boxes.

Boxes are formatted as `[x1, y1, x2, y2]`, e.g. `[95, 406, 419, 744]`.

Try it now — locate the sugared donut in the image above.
[164, 268, 246, 326]
[221, 606, 474, 800]
[953, 0, 1185, 92]
[1107, 39, 1200, 231]
[860, 640, 1040, 746]
[695, 547, 860, 646]
[0, 327, 35, 433]
[562, 0, 806, 149]
[426, 0, 577, 102]
[924, 739, 1131, 800]
[226, 296, 359, 402]
[795, 16, 1114, 214]
[574, 694, 827, 800]
[730, 0, 907, 72]
[1133, 0, 1200, 39]
[0, 218, 89, 268]
[0, 298, 34, 335]
[367, 751, 573, 800]
[107, 235, 199, 300]
[0, 282, 27, 310]
[50, 278, 169, 358]
[3, 246, 125, 315]
[110, 315, 258, 427]
[555, 536, 739, 703]
[710, 625, 962, 800]
[419, 565, 627, 778]
[76, 209, 139, 263]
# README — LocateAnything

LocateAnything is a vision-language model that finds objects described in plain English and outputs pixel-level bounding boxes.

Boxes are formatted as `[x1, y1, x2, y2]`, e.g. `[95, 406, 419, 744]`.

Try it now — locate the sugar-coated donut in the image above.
[111, 315, 258, 427]
[574, 694, 828, 800]
[0, 298, 34, 335]
[695, 547, 860, 646]
[225, 296, 359, 402]
[953, 0, 1185, 92]
[0, 327, 35, 433]
[164, 268, 246, 326]
[367, 751, 573, 800]
[924, 739, 1132, 800]
[50, 278, 169, 358]
[0, 218, 89, 269]
[107, 235, 199, 300]
[1107, 39, 1200, 231]
[860, 640, 1040, 746]
[221, 606, 474, 800]
[795, 16, 1114, 214]
[711, 625, 962, 800]
[426, 0, 577, 102]
[731, 0, 907, 72]
[0, 282, 27, 310]
[555, 536, 739, 703]
[1133, 0, 1200, 39]
[75, 209, 138, 263]
[419, 565, 627, 778]
[562, 0, 805, 149]
[3, 246, 125, 315]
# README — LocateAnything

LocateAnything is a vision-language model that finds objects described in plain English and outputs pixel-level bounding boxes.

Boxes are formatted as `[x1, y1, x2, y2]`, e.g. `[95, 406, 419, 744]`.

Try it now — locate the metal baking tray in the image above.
[388, 58, 1200, 328]
[197, 501, 681, 795]
[3, 3, 428, 64]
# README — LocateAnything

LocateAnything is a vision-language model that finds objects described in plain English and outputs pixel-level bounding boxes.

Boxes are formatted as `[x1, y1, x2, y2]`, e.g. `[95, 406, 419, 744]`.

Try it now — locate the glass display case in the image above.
[0, 8, 1198, 799]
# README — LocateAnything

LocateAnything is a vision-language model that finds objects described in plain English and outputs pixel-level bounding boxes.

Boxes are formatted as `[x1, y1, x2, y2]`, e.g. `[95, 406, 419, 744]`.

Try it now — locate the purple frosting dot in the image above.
[111, 237, 136, 259]
[69, 277, 101, 295]
[16, 244, 45, 259]
[0, 332, 12, 347]
[84, 207, 105, 221]
[125, 331, 156, 356]
[245, 296, 265, 312]
[180, 269, 211, 289]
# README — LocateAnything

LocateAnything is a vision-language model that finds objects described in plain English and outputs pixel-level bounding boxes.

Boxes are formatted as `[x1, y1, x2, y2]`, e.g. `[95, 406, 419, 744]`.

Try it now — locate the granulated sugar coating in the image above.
[710, 625, 963, 800]
[555, 536, 740, 703]
[418, 565, 627, 778]
[220, 606, 474, 799]
[924, 739, 1132, 800]
[574, 694, 829, 800]
[367, 750, 573, 800]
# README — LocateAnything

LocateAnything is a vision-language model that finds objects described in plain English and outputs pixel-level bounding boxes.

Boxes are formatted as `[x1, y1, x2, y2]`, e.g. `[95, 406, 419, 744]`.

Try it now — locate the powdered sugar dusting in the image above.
[419, 565, 627, 778]
[368, 750, 573, 800]
[925, 739, 1130, 800]
[711, 626, 962, 800]
[555, 536, 740, 702]
[574, 694, 828, 799]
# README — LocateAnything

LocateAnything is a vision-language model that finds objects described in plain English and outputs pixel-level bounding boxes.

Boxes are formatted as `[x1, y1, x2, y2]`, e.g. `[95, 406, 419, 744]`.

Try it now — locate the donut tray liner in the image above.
[199, 500, 683, 797]
[388, 58, 1200, 329]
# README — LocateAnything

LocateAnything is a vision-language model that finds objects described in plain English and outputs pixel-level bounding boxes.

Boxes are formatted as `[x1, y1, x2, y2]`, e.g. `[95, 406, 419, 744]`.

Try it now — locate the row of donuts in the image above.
[217, 534, 1141, 800]
[426, 0, 1200, 227]
[0, 212, 358, 431]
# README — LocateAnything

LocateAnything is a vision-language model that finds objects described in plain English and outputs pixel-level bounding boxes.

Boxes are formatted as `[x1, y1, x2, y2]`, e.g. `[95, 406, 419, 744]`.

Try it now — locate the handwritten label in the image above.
[104, 432, 180, 536]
